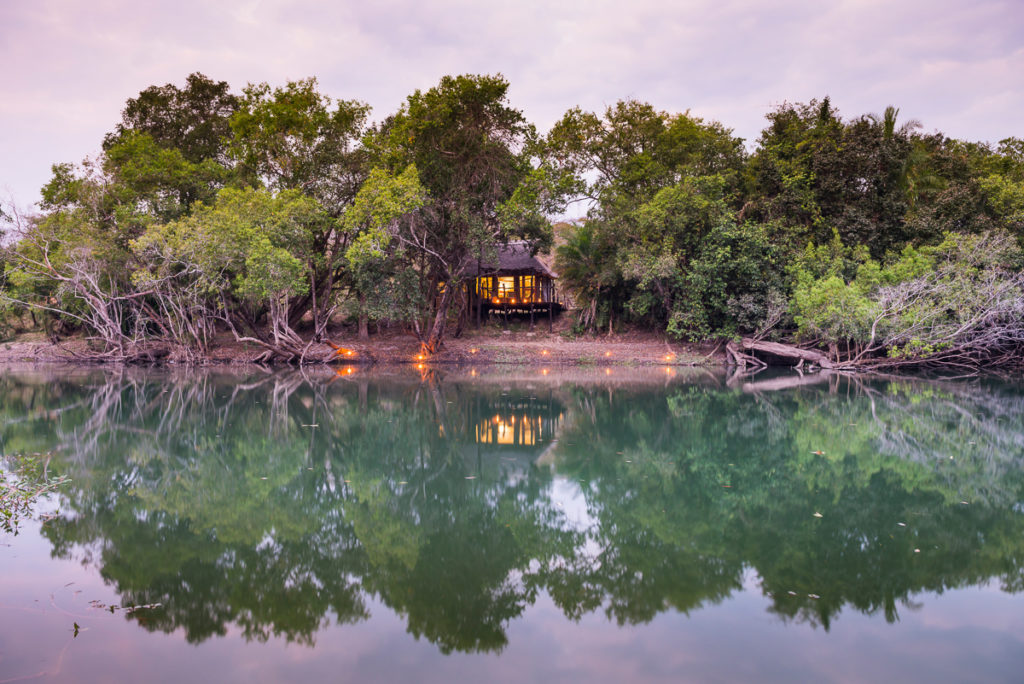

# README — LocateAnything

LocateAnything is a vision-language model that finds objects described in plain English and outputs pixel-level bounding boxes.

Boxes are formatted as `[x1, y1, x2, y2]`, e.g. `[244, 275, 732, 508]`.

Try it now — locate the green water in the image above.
[2, 366, 1023, 682]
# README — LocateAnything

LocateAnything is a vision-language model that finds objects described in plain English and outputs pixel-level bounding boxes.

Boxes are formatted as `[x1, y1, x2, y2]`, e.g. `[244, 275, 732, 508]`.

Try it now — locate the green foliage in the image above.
[669, 220, 786, 340]
[343, 166, 429, 323]
[134, 187, 327, 311]
[229, 78, 370, 214]
[790, 230, 1024, 360]
[1, 453, 69, 535]
[104, 72, 238, 164]
[9, 75, 1024, 361]
[104, 131, 229, 218]
[367, 74, 553, 348]
[791, 274, 877, 343]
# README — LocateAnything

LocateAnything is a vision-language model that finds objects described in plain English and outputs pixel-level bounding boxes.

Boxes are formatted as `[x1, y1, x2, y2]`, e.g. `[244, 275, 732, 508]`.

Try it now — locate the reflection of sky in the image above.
[547, 475, 595, 532]
[4, 517, 1024, 682]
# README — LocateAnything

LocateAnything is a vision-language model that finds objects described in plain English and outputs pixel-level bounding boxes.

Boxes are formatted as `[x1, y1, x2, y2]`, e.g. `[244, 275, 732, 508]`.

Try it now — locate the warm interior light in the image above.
[416, 363, 424, 370]
[604, 351, 612, 357]
[541, 368, 549, 376]
[470, 348, 478, 353]
[605, 368, 612, 375]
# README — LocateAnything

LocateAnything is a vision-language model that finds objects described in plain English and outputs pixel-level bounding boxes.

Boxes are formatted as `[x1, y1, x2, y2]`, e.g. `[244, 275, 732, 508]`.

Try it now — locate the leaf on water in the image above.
[808, 594, 820, 599]
[897, 522, 906, 527]
[914, 549, 921, 553]
[960, 501, 970, 505]
[811, 451, 825, 456]
[73, 622, 79, 637]
[465, 476, 476, 480]
[302, 424, 319, 428]
[813, 512, 823, 518]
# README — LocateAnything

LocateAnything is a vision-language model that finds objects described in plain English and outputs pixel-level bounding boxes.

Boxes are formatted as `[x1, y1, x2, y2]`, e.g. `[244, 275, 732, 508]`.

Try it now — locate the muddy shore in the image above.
[0, 329, 724, 368]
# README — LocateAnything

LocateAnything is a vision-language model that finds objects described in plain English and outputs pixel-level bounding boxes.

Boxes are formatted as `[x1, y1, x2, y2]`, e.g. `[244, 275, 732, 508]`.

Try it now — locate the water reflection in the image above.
[2, 367, 1024, 653]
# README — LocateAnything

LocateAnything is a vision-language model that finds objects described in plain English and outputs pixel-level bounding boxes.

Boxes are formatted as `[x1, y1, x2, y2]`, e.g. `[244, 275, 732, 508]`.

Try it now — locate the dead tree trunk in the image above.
[735, 338, 837, 369]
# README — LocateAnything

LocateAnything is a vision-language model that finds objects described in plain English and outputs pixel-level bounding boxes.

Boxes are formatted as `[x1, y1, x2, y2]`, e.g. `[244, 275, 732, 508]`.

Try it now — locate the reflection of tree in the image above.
[552, 377, 1024, 629]
[2, 369, 577, 649]
[2, 369, 1024, 648]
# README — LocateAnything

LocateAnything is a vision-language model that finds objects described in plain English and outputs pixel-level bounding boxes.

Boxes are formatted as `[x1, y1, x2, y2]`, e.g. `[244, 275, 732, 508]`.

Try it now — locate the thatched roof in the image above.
[463, 241, 558, 278]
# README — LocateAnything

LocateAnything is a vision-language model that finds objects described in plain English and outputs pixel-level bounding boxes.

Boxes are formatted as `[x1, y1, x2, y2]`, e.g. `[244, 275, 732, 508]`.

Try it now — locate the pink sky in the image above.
[2, 0, 1022, 212]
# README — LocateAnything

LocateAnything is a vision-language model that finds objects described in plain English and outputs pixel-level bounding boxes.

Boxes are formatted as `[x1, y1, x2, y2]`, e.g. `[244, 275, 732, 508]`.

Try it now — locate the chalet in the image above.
[463, 241, 562, 322]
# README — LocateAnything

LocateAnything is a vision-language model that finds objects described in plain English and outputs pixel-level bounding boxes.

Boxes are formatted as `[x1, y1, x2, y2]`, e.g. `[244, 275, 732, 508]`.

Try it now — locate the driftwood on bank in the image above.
[726, 338, 836, 370]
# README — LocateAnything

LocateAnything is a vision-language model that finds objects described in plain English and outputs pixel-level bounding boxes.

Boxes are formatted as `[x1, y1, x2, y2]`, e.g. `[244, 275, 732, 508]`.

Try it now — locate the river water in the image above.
[1, 366, 1023, 682]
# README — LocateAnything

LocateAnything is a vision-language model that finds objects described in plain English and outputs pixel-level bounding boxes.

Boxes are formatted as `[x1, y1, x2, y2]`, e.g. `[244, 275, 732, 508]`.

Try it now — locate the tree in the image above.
[134, 187, 333, 362]
[229, 78, 370, 215]
[546, 100, 748, 334]
[368, 74, 553, 353]
[104, 72, 239, 165]
[342, 166, 428, 338]
[228, 78, 372, 329]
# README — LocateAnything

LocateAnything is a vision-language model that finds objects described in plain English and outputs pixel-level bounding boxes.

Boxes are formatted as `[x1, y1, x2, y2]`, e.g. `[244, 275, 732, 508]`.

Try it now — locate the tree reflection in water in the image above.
[1, 368, 1023, 651]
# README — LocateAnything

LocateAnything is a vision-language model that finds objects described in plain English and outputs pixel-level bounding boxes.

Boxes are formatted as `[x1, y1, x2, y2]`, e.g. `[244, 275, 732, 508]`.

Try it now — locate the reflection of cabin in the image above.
[464, 242, 563, 320]
[457, 393, 565, 479]
[473, 397, 563, 449]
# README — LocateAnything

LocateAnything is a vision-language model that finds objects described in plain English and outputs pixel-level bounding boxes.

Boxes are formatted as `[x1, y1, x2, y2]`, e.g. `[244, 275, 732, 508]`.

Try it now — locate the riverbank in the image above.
[0, 329, 724, 367]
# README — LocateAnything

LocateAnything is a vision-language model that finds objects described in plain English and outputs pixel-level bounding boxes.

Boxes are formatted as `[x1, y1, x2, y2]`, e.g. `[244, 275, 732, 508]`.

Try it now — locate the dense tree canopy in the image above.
[2, 72, 1022, 366]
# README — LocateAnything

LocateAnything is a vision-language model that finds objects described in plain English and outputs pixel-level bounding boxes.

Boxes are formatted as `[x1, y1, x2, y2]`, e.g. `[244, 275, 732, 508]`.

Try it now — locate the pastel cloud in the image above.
[1, 0, 1021, 210]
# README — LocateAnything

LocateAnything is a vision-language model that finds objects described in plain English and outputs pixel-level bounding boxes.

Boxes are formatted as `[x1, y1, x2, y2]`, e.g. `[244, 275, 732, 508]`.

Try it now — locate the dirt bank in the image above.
[0, 329, 724, 368]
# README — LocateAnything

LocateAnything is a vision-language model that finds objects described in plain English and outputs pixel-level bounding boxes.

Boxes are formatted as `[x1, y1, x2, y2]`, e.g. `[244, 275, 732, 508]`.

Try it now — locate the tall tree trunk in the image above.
[358, 294, 369, 340]
[424, 284, 456, 354]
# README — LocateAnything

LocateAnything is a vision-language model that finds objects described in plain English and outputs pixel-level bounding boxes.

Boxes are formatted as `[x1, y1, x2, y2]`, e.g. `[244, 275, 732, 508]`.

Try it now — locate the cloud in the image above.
[1, 0, 1021, 209]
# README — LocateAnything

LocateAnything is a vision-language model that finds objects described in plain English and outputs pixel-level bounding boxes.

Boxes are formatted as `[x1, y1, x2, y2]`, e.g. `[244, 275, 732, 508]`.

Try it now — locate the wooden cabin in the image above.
[464, 241, 562, 321]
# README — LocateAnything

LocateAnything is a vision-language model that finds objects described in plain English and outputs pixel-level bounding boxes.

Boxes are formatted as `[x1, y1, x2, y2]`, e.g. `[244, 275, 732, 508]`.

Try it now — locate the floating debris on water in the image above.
[813, 512, 823, 518]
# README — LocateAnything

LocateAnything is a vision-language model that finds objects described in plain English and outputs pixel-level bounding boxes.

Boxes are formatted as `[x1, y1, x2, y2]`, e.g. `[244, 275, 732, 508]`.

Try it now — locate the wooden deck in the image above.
[483, 301, 564, 317]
